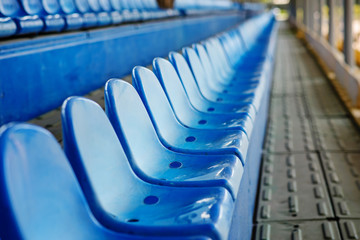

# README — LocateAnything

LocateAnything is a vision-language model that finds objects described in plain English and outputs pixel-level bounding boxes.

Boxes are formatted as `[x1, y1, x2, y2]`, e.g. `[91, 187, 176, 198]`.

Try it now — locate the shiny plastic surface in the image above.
[61, 96, 235, 239]
[155, 56, 254, 137]
[132, 66, 249, 164]
[105, 79, 243, 199]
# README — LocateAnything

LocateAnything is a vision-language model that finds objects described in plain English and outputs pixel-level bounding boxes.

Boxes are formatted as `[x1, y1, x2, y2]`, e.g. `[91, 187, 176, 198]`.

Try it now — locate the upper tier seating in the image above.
[0, 10, 278, 240]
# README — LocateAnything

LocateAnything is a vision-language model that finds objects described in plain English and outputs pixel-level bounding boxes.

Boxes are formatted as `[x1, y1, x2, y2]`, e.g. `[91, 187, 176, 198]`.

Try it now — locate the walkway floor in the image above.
[253, 23, 360, 240]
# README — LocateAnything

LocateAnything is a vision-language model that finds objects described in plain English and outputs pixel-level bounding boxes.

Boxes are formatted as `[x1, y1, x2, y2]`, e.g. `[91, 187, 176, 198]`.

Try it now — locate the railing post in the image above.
[319, 0, 323, 36]
[344, 0, 354, 67]
[328, 0, 335, 47]
[304, 0, 308, 26]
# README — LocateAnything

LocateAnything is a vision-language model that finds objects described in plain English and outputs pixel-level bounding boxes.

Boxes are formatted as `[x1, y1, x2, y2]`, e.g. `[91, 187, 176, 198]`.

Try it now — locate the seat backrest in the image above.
[19, 0, 44, 15]
[108, 0, 120, 10]
[0, 124, 120, 239]
[87, 0, 101, 12]
[105, 79, 168, 179]
[74, 0, 91, 13]
[182, 46, 218, 96]
[98, 0, 111, 11]
[62, 97, 145, 227]
[0, 0, 23, 17]
[168, 51, 207, 110]
[41, 0, 61, 14]
[59, 0, 77, 14]
[132, 66, 184, 141]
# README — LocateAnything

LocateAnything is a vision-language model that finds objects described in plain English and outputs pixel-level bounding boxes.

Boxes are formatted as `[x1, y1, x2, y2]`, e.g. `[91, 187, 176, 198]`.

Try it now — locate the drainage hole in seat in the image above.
[169, 161, 182, 168]
[144, 196, 159, 205]
[127, 219, 139, 223]
[216, 98, 223, 102]
[185, 136, 196, 142]
[207, 107, 215, 112]
[223, 90, 228, 93]
[198, 120, 207, 125]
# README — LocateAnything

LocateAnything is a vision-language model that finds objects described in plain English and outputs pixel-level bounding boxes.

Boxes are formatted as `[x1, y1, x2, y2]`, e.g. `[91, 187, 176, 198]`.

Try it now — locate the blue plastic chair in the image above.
[98, 0, 122, 24]
[119, 0, 141, 22]
[171, 49, 259, 114]
[57, 0, 84, 30]
[0, 9, 17, 37]
[132, 66, 249, 164]
[86, 0, 112, 26]
[154, 56, 254, 138]
[104, 79, 243, 199]
[0, 123, 211, 240]
[0, 0, 43, 35]
[61, 96, 235, 240]
[73, 0, 97, 27]
[19, 0, 66, 32]
[189, 43, 258, 98]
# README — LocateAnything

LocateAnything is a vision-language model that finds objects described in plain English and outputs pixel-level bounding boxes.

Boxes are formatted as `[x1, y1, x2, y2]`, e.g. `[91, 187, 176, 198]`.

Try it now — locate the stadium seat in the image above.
[98, 0, 122, 24]
[61, 96, 235, 239]
[105, 79, 243, 199]
[132, 66, 249, 164]
[170, 50, 257, 116]
[154, 56, 254, 137]
[183, 46, 263, 111]
[0, 0, 43, 35]
[0, 123, 210, 240]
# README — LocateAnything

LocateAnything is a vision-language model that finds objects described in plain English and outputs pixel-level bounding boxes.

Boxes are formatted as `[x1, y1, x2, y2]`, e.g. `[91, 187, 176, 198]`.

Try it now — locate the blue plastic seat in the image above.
[19, 0, 66, 32]
[98, 0, 122, 24]
[73, 0, 98, 27]
[86, 0, 111, 26]
[153, 57, 254, 138]
[192, 43, 257, 93]
[132, 66, 249, 164]
[119, 0, 141, 22]
[172, 49, 259, 113]
[61, 96, 234, 239]
[104, 79, 243, 199]
[0, 0, 43, 35]
[0, 123, 211, 240]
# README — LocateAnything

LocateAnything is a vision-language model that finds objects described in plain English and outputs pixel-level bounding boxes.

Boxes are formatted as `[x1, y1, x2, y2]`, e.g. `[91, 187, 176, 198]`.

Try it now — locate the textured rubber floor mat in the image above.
[265, 117, 315, 153]
[256, 154, 333, 222]
[339, 220, 360, 240]
[269, 96, 308, 119]
[321, 152, 360, 218]
[303, 78, 347, 117]
[254, 221, 341, 240]
[314, 118, 360, 151]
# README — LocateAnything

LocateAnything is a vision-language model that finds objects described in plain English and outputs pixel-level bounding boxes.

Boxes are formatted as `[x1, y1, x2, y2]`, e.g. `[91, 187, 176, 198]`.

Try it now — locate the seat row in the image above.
[0, 12, 278, 240]
[0, 0, 179, 38]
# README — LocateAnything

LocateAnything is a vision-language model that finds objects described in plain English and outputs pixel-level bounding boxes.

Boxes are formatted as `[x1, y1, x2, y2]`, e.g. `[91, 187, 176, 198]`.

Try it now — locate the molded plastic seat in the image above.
[0, 0, 43, 35]
[57, 0, 84, 30]
[61, 97, 234, 239]
[87, 0, 111, 26]
[0, 123, 209, 240]
[132, 66, 249, 164]
[190, 43, 258, 101]
[120, 0, 141, 22]
[74, 0, 98, 27]
[172, 49, 259, 114]
[105, 79, 243, 199]
[19, 0, 66, 32]
[153, 57, 254, 137]
[183, 46, 263, 111]
[98, 0, 121, 24]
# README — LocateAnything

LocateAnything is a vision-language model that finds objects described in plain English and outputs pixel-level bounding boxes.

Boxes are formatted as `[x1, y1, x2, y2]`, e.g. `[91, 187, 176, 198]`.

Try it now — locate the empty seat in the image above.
[98, 0, 122, 24]
[73, 0, 97, 27]
[170, 50, 257, 118]
[0, 0, 43, 35]
[153, 56, 254, 138]
[0, 123, 210, 240]
[183, 46, 263, 111]
[61, 96, 234, 239]
[87, 0, 111, 26]
[104, 79, 243, 199]
[132, 66, 249, 164]
[19, 0, 66, 32]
